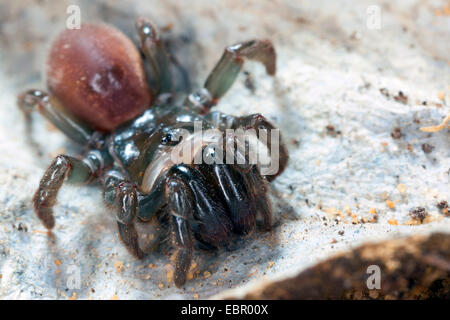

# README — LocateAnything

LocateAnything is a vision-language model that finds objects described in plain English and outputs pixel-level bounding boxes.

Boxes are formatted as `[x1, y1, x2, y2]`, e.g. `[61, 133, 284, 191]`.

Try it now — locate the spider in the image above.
[17, 18, 289, 287]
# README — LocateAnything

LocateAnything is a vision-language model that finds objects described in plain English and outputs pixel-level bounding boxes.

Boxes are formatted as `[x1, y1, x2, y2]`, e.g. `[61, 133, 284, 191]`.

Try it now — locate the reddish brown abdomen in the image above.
[46, 24, 152, 132]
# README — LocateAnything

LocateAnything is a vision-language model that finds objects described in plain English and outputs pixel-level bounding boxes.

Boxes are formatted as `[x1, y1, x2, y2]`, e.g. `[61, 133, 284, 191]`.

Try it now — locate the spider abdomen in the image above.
[46, 23, 152, 132]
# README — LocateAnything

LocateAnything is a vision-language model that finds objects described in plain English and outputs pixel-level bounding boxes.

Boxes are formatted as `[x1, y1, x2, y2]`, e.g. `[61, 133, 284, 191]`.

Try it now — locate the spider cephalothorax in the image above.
[18, 18, 289, 287]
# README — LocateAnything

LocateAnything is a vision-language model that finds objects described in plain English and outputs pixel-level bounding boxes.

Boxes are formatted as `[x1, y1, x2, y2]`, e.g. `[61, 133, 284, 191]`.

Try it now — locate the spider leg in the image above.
[233, 113, 289, 181]
[208, 132, 273, 231]
[201, 143, 272, 232]
[164, 176, 195, 287]
[116, 221, 145, 259]
[103, 170, 144, 258]
[137, 176, 165, 221]
[243, 165, 273, 231]
[186, 39, 276, 112]
[34, 151, 104, 229]
[169, 165, 233, 245]
[166, 164, 233, 287]
[17, 90, 93, 145]
[136, 17, 173, 97]
[199, 163, 256, 235]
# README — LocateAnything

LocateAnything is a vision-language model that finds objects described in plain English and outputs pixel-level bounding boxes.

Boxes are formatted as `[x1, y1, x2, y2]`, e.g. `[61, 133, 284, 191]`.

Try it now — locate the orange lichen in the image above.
[388, 219, 398, 225]
[114, 261, 124, 273]
[397, 184, 406, 193]
[68, 292, 77, 300]
[435, 5, 450, 16]
[386, 200, 395, 209]
[420, 113, 450, 133]
[165, 264, 174, 283]
[324, 207, 344, 218]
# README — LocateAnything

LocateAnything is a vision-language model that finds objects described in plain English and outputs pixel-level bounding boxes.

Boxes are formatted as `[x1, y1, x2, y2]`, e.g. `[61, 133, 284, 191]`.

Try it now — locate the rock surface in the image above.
[218, 232, 450, 299]
[0, 0, 449, 299]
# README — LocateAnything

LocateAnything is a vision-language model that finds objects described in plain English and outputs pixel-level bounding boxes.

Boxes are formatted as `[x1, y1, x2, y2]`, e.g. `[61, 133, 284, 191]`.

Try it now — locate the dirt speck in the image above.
[437, 201, 449, 216]
[388, 219, 398, 225]
[409, 207, 428, 223]
[326, 124, 341, 137]
[114, 261, 124, 273]
[243, 70, 256, 93]
[421, 143, 434, 154]
[397, 184, 407, 193]
[391, 128, 402, 139]
[386, 200, 395, 209]
[68, 292, 77, 300]
[394, 91, 408, 104]
[379, 88, 390, 98]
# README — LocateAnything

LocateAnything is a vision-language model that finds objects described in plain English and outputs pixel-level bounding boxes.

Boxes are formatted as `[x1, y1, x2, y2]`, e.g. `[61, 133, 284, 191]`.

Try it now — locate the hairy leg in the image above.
[187, 40, 276, 112]
[136, 17, 173, 96]
[168, 165, 233, 246]
[34, 151, 104, 229]
[17, 90, 93, 145]
[243, 165, 273, 231]
[199, 163, 256, 235]
[165, 176, 195, 287]
[103, 170, 144, 258]
[166, 164, 233, 287]
[137, 176, 165, 221]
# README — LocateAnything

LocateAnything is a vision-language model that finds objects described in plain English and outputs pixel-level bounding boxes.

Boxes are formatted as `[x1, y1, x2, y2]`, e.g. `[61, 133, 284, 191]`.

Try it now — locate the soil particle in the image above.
[409, 207, 428, 223]
[391, 127, 402, 139]
[437, 201, 449, 216]
[325, 125, 341, 137]
[421, 143, 434, 154]
[394, 91, 408, 104]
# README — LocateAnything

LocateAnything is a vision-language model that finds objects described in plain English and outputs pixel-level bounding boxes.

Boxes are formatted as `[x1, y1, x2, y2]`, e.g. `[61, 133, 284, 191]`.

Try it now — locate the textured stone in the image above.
[0, 0, 448, 299]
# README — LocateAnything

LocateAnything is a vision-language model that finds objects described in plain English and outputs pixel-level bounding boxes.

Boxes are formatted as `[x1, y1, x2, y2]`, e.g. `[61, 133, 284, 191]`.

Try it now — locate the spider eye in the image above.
[161, 132, 181, 146]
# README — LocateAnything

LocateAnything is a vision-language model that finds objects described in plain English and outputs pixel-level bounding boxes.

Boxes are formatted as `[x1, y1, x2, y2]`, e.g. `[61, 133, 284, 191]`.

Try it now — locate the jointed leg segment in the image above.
[205, 40, 276, 101]
[103, 170, 143, 258]
[165, 176, 195, 287]
[136, 18, 173, 96]
[187, 39, 276, 112]
[165, 164, 235, 287]
[34, 153, 99, 229]
[18, 90, 93, 145]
